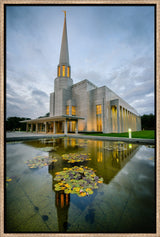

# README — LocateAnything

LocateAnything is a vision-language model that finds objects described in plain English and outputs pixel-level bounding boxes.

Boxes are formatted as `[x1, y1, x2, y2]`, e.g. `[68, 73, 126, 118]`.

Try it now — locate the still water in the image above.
[5, 137, 155, 233]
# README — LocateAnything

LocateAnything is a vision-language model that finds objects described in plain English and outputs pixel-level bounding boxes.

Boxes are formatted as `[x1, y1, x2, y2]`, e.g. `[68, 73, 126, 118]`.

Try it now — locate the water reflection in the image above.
[55, 191, 70, 232]
[24, 138, 139, 232]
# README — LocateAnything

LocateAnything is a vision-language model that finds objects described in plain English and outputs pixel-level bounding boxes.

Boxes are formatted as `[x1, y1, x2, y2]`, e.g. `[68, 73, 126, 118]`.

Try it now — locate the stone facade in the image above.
[24, 12, 141, 134]
[50, 77, 141, 133]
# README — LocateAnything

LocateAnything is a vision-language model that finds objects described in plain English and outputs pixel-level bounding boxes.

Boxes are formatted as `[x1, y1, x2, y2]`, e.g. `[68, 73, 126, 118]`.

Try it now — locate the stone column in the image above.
[75, 120, 78, 134]
[64, 120, 67, 135]
[31, 124, 33, 132]
[26, 123, 29, 132]
[44, 122, 47, 133]
[111, 106, 113, 132]
[123, 109, 125, 132]
[124, 109, 126, 132]
[129, 113, 131, 129]
[36, 123, 38, 133]
[129, 112, 131, 129]
[127, 111, 129, 130]
[54, 122, 56, 134]
[117, 105, 120, 133]
[126, 110, 128, 131]
[121, 107, 123, 132]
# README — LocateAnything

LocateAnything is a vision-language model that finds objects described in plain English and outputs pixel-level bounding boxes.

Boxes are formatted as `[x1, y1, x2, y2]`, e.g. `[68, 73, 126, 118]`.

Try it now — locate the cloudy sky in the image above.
[6, 5, 155, 119]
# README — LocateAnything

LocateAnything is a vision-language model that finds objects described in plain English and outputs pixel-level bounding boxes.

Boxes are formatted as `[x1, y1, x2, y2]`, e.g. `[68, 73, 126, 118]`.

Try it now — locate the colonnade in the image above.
[26, 119, 78, 134]
[111, 105, 140, 133]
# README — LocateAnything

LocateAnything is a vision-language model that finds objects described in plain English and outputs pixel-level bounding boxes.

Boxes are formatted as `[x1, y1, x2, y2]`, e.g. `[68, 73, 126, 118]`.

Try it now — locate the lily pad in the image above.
[62, 153, 91, 163]
[25, 155, 57, 169]
[54, 166, 103, 197]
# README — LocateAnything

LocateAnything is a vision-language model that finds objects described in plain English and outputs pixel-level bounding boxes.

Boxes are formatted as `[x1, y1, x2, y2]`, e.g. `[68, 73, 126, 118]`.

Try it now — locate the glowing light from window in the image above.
[62, 65, 65, 77]
[58, 66, 60, 77]
[96, 105, 102, 115]
[67, 67, 70, 77]
[72, 106, 76, 115]
[66, 106, 69, 115]
[96, 105, 102, 132]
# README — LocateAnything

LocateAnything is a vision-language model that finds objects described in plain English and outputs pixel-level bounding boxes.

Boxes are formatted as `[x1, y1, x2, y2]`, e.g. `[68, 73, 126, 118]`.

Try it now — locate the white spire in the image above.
[59, 11, 70, 65]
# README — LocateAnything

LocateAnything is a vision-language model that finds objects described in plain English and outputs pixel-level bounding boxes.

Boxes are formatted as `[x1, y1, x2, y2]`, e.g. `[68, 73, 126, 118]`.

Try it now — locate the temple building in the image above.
[23, 12, 141, 134]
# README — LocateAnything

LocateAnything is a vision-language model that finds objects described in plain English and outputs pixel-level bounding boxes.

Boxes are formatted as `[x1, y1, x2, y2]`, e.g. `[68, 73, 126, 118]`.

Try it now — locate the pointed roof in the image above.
[59, 11, 70, 65]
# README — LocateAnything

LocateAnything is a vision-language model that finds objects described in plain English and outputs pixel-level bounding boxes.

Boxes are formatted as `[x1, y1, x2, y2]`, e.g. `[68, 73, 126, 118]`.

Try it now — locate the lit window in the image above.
[71, 121, 76, 132]
[67, 67, 70, 77]
[58, 66, 60, 77]
[97, 116, 102, 132]
[72, 106, 76, 115]
[96, 105, 102, 115]
[96, 105, 102, 132]
[66, 106, 69, 115]
[62, 65, 65, 77]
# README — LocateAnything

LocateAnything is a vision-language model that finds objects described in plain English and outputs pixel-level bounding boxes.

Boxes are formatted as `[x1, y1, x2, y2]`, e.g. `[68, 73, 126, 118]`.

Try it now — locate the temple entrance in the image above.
[47, 122, 53, 133]
[56, 121, 63, 133]
[67, 121, 76, 133]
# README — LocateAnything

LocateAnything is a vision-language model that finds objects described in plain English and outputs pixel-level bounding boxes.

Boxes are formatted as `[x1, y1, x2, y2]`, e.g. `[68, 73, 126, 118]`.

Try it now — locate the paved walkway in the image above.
[6, 132, 155, 144]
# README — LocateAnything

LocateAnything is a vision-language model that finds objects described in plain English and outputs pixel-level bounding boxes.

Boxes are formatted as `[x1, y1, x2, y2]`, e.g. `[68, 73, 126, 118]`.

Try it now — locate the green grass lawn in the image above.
[84, 130, 155, 139]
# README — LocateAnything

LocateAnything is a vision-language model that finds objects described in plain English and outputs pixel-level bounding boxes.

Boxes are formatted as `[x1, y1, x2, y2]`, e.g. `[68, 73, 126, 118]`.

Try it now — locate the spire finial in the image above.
[62, 10, 66, 18]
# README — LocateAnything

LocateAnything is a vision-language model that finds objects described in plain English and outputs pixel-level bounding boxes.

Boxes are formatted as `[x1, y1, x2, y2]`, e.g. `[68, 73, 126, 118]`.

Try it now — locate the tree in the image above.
[6, 117, 30, 131]
[38, 112, 50, 118]
[141, 114, 155, 130]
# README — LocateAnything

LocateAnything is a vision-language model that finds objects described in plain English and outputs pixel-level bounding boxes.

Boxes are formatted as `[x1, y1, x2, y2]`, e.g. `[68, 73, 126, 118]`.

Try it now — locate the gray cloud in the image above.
[32, 89, 48, 97]
[7, 81, 49, 118]
[6, 6, 154, 118]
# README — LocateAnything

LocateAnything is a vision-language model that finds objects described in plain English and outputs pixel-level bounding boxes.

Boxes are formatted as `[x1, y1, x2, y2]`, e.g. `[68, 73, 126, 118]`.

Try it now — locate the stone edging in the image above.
[6, 133, 155, 145]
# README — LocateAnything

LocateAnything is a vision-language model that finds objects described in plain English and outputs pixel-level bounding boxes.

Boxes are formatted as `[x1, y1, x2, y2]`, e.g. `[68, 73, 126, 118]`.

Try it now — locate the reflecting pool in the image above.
[5, 138, 156, 233]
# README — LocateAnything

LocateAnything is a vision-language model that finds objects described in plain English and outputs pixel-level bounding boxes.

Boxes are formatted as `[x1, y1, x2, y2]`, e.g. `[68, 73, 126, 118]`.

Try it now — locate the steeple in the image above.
[57, 11, 71, 78]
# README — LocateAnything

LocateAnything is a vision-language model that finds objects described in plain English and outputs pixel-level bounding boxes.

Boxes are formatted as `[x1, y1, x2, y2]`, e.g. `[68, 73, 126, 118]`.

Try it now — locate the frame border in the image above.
[1, 1, 159, 237]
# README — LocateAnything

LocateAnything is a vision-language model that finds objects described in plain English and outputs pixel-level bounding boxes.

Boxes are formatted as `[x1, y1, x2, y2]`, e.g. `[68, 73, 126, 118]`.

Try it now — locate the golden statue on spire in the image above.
[62, 10, 66, 17]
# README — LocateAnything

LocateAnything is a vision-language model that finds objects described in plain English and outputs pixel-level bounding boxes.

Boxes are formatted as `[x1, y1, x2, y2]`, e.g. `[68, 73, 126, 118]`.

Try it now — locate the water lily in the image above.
[54, 166, 103, 197]
[25, 155, 57, 169]
[62, 153, 92, 163]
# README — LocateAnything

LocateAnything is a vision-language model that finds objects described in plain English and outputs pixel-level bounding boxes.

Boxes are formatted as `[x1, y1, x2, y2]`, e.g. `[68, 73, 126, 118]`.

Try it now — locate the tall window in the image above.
[72, 106, 76, 115]
[71, 121, 76, 132]
[66, 106, 69, 115]
[62, 65, 65, 77]
[96, 105, 102, 132]
[96, 105, 102, 114]
[67, 67, 70, 77]
[112, 106, 117, 132]
[58, 66, 61, 77]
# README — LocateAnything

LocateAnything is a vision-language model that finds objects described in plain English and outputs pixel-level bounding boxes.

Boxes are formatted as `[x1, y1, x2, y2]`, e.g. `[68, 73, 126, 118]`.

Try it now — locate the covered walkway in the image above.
[21, 115, 85, 135]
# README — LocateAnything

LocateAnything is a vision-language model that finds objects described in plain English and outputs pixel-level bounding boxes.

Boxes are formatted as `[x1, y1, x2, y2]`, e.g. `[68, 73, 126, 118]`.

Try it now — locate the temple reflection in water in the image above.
[37, 137, 138, 232]
[24, 137, 139, 232]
